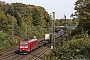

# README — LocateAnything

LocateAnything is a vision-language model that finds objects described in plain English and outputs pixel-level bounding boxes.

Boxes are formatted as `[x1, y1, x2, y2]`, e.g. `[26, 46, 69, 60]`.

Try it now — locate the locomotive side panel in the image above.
[30, 39, 38, 51]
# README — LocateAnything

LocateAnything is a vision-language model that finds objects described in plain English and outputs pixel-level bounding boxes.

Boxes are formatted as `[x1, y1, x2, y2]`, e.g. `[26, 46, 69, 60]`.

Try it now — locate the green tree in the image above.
[31, 7, 41, 26]
[0, 10, 9, 32]
[74, 0, 90, 35]
[0, 30, 8, 41]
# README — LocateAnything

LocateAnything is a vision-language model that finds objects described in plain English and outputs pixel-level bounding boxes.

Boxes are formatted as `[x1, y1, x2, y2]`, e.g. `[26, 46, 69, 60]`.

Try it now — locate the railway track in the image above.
[0, 44, 51, 60]
[0, 46, 18, 56]
[0, 34, 62, 60]
[14, 44, 50, 60]
[0, 46, 18, 60]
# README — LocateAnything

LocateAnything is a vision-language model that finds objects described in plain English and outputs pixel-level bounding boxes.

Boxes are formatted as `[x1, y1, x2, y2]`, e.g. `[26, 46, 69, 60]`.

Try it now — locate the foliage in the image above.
[49, 32, 90, 60]
[72, 0, 90, 35]
[5, 2, 51, 37]
[0, 1, 52, 50]
[0, 30, 9, 41]
[0, 30, 16, 51]
[31, 7, 41, 26]
[55, 19, 78, 26]
[43, 54, 58, 60]
[0, 40, 16, 51]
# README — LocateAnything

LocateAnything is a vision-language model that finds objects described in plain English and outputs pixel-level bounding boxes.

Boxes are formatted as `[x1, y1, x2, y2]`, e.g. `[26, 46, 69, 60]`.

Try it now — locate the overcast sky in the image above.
[1, 0, 77, 19]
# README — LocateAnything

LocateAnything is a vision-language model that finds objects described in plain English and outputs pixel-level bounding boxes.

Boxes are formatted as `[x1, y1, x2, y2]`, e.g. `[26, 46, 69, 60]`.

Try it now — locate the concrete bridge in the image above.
[55, 26, 77, 32]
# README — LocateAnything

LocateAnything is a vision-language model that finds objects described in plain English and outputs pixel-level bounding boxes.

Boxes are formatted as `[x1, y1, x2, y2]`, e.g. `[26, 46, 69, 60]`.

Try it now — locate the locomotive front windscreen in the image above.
[20, 41, 28, 46]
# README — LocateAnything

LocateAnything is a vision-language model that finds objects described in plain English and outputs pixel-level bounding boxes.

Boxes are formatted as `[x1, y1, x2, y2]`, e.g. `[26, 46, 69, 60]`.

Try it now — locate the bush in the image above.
[0, 30, 9, 41]
[49, 32, 90, 60]
[0, 30, 17, 51]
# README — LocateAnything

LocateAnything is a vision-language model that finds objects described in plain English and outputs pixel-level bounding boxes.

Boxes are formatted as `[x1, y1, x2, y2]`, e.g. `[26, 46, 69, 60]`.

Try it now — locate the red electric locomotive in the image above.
[19, 38, 38, 54]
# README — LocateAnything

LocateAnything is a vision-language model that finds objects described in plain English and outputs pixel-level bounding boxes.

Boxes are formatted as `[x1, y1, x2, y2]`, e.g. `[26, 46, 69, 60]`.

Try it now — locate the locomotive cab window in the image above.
[20, 42, 28, 46]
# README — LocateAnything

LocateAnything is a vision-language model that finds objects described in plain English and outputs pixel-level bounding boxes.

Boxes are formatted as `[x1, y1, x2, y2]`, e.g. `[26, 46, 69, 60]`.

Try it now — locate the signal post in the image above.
[51, 12, 55, 49]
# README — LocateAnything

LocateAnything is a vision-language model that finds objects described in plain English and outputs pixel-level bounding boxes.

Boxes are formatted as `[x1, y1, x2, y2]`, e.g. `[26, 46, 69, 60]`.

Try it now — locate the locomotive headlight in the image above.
[25, 46, 28, 48]
[20, 46, 23, 48]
